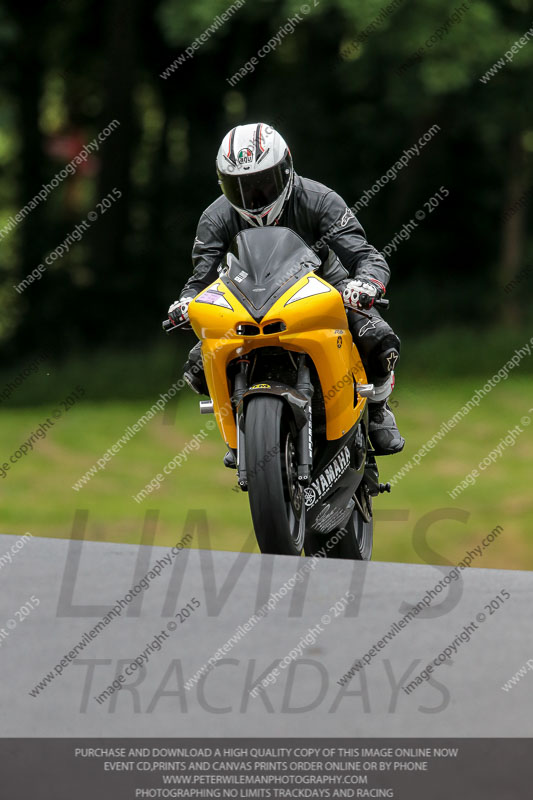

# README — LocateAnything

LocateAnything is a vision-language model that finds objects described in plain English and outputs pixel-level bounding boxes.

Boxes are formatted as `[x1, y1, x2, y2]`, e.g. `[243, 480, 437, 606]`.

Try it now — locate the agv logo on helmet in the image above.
[238, 148, 254, 166]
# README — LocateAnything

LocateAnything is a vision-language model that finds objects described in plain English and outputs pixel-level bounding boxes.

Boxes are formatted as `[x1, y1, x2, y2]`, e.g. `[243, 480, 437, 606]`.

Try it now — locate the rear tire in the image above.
[245, 396, 305, 555]
[305, 483, 373, 560]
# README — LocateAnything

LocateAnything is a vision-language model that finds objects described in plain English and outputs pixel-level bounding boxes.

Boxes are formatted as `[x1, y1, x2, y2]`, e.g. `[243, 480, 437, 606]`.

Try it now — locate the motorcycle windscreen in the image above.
[225, 227, 321, 312]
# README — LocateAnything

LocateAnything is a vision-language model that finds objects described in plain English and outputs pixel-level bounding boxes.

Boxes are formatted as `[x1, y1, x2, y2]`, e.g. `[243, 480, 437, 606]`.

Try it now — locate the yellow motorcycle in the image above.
[164, 227, 391, 559]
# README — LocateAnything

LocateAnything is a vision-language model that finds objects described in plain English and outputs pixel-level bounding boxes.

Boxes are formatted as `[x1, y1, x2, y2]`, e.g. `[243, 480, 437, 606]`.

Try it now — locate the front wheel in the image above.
[305, 483, 373, 560]
[245, 396, 306, 555]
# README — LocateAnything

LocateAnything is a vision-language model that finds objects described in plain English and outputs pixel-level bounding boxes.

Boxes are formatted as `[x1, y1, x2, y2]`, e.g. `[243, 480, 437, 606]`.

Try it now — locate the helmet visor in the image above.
[219, 152, 292, 213]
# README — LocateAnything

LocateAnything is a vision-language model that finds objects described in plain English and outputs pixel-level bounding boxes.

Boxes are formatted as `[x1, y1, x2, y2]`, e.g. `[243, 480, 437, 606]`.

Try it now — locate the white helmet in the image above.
[216, 123, 294, 227]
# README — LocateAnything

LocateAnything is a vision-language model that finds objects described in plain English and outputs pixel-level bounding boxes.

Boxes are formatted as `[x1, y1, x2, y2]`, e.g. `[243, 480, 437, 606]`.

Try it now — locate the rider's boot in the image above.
[223, 450, 237, 469]
[183, 368, 208, 396]
[183, 342, 209, 395]
[368, 400, 404, 455]
[367, 373, 404, 455]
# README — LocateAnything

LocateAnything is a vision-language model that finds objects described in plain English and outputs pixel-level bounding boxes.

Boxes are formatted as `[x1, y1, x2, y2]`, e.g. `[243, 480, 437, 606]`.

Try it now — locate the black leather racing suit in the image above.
[180, 174, 400, 387]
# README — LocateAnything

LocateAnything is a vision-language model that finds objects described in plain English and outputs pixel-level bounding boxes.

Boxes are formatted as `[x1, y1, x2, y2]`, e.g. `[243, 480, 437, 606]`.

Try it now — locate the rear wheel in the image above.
[305, 482, 373, 560]
[245, 396, 305, 555]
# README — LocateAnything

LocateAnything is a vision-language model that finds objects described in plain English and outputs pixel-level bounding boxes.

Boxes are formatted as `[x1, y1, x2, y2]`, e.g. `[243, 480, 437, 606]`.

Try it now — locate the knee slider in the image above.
[366, 335, 400, 379]
[378, 346, 400, 375]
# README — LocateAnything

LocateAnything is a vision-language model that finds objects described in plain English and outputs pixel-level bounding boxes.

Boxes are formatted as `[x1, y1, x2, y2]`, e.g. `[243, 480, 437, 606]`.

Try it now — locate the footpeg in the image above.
[379, 482, 391, 493]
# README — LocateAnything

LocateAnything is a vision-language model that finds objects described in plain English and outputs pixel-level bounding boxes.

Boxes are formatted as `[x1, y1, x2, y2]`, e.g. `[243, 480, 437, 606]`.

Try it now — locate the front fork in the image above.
[233, 354, 314, 491]
[295, 354, 313, 486]
[234, 358, 250, 491]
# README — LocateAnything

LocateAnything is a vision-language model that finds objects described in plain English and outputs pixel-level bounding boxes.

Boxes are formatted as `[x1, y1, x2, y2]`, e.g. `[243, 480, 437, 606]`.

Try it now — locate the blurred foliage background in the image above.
[0, 0, 532, 562]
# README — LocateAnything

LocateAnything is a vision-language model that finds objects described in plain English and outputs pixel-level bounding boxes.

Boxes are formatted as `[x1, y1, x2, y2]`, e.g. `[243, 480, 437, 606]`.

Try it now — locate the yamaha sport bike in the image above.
[163, 227, 392, 559]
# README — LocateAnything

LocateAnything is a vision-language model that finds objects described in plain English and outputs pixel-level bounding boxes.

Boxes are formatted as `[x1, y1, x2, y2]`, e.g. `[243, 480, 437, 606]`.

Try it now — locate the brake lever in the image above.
[374, 298, 390, 310]
[344, 298, 390, 320]
[346, 307, 374, 320]
[161, 319, 192, 333]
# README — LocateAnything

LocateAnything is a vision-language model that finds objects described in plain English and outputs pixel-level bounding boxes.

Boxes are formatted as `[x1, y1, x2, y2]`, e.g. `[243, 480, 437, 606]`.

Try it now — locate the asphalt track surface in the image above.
[0, 533, 531, 736]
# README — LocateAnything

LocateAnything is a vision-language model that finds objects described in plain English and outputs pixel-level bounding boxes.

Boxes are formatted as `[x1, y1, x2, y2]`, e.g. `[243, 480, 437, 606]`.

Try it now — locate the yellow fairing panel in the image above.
[188, 276, 367, 449]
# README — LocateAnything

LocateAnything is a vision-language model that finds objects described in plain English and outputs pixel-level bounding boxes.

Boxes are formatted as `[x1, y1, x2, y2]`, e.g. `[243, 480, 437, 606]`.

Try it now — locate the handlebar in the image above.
[161, 295, 389, 334]
[374, 298, 389, 310]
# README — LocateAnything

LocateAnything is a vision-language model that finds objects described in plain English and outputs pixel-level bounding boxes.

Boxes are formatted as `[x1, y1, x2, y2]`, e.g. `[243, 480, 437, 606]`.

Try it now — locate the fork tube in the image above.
[234, 358, 250, 489]
[295, 355, 314, 484]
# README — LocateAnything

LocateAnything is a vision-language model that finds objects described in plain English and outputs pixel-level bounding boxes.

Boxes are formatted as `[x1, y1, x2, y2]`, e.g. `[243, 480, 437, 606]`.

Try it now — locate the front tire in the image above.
[245, 396, 305, 555]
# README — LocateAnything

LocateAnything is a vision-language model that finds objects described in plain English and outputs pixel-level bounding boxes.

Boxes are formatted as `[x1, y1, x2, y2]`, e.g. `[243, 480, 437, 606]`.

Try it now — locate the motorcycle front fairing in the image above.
[188, 227, 367, 450]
